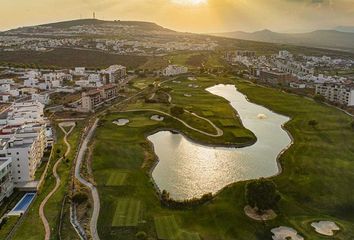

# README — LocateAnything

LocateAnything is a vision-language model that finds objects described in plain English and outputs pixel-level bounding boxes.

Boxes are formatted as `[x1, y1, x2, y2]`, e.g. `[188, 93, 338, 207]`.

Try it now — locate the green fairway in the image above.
[219, 119, 237, 127]
[154, 215, 200, 240]
[177, 231, 201, 240]
[106, 172, 128, 186]
[112, 198, 142, 227]
[202, 111, 214, 117]
[154, 216, 180, 239]
[93, 76, 354, 239]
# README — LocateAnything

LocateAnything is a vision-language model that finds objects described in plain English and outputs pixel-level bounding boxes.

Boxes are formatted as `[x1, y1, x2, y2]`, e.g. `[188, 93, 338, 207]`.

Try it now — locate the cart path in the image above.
[39, 122, 75, 240]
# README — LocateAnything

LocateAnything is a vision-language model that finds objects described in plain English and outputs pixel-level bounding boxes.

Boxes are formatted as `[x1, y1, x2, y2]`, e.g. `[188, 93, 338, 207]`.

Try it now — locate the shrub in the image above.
[136, 231, 147, 240]
[170, 106, 184, 116]
[72, 192, 88, 205]
[314, 94, 325, 102]
[308, 120, 318, 128]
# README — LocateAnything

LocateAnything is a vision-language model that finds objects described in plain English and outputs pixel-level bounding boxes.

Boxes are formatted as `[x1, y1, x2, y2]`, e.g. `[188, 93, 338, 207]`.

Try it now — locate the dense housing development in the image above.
[0, 101, 48, 190]
[162, 65, 188, 76]
[316, 83, 354, 106]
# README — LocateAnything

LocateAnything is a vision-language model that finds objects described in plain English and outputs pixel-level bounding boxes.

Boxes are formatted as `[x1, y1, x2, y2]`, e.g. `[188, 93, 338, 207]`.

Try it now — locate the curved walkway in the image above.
[74, 119, 100, 240]
[39, 122, 75, 240]
[119, 109, 223, 137]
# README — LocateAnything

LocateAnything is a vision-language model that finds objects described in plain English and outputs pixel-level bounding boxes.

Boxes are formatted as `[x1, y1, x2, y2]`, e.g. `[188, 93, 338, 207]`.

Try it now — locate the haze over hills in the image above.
[212, 29, 354, 52]
[334, 26, 354, 33]
[2, 19, 176, 37]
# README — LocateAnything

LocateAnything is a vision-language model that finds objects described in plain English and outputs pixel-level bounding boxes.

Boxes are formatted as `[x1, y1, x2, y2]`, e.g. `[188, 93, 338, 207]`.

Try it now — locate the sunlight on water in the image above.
[149, 84, 291, 200]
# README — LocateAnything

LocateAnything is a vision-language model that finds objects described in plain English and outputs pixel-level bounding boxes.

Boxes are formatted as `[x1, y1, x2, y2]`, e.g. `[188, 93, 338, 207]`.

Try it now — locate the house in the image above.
[31, 94, 50, 105]
[162, 65, 188, 76]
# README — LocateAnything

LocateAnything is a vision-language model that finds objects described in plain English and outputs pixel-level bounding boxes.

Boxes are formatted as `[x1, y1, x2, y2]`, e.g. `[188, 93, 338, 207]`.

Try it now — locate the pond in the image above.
[149, 84, 292, 200]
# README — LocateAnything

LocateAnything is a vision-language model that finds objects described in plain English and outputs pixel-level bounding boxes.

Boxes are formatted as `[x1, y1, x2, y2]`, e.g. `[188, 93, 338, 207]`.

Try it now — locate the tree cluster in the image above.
[161, 190, 212, 209]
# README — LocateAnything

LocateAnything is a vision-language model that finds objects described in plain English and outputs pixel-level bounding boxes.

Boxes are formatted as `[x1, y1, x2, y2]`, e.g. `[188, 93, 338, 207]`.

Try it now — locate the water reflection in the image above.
[149, 84, 292, 200]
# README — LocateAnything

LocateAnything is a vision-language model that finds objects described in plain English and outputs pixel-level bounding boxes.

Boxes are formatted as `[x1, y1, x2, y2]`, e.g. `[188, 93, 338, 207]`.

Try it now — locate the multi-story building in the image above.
[0, 101, 44, 126]
[0, 157, 14, 204]
[276, 60, 314, 76]
[236, 50, 256, 57]
[316, 83, 354, 106]
[81, 84, 118, 112]
[101, 65, 126, 84]
[0, 124, 46, 185]
[81, 89, 102, 112]
[162, 65, 188, 76]
[259, 70, 293, 86]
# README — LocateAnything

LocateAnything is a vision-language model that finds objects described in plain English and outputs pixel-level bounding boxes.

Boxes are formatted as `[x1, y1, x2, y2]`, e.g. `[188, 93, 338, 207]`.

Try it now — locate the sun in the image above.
[171, 0, 208, 6]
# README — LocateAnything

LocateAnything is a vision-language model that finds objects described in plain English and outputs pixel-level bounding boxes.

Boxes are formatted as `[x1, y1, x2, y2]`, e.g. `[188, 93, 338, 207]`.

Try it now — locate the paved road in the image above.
[74, 119, 100, 240]
[39, 122, 75, 240]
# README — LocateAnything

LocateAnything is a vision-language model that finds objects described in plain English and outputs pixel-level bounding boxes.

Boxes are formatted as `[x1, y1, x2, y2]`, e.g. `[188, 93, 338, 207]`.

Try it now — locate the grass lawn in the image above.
[92, 75, 354, 239]
[154, 215, 201, 240]
[106, 172, 128, 186]
[0, 216, 20, 239]
[112, 198, 142, 227]
[154, 216, 180, 239]
[12, 121, 85, 240]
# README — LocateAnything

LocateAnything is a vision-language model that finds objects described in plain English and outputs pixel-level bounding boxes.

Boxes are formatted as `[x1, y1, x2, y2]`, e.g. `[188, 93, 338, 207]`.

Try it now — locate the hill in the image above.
[3, 18, 175, 36]
[212, 29, 354, 52]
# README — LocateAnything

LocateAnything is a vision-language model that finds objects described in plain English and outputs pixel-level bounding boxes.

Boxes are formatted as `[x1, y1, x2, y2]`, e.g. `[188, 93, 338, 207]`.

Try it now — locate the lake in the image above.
[149, 84, 292, 200]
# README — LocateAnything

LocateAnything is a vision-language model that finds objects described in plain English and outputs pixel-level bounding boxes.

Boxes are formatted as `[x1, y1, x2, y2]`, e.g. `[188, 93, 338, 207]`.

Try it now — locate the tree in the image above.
[170, 106, 184, 116]
[314, 94, 325, 102]
[245, 178, 281, 212]
[135, 231, 148, 240]
[351, 121, 354, 130]
[72, 192, 88, 205]
[308, 120, 319, 128]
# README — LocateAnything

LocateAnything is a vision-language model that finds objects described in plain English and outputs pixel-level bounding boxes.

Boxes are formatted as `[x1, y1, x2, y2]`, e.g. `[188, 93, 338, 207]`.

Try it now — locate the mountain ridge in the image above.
[211, 29, 354, 52]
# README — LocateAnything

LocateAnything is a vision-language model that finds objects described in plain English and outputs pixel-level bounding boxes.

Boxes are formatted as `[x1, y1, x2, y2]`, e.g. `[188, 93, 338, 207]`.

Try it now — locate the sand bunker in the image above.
[113, 119, 130, 126]
[188, 84, 199, 88]
[271, 227, 304, 240]
[244, 206, 277, 221]
[172, 80, 181, 84]
[151, 115, 164, 122]
[184, 94, 192, 97]
[257, 113, 267, 119]
[311, 221, 339, 236]
[188, 77, 197, 81]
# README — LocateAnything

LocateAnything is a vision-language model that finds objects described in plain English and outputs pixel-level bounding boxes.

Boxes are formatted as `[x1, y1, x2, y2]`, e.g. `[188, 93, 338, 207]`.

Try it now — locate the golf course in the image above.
[92, 75, 354, 239]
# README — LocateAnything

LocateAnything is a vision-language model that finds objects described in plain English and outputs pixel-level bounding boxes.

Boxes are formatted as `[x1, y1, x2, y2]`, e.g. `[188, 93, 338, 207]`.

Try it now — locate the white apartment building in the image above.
[81, 84, 118, 112]
[31, 93, 50, 105]
[276, 60, 314, 76]
[0, 124, 46, 185]
[316, 83, 354, 106]
[0, 157, 14, 204]
[71, 67, 86, 76]
[24, 78, 39, 87]
[101, 65, 127, 84]
[162, 65, 188, 76]
[0, 101, 44, 126]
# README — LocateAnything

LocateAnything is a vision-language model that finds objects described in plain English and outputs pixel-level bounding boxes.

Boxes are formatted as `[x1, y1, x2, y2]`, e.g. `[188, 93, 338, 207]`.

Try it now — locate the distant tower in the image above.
[93, 12, 96, 19]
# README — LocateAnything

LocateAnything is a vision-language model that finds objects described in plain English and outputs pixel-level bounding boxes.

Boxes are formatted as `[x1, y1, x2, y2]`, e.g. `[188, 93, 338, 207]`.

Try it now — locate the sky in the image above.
[1, 0, 354, 33]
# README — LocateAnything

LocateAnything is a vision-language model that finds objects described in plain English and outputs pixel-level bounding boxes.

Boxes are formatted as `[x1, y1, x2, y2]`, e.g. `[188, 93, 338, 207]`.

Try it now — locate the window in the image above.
[18, 171, 20, 173]
[18, 177, 21, 180]
[17, 152, 19, 155]
[17, 164, 20, 167]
